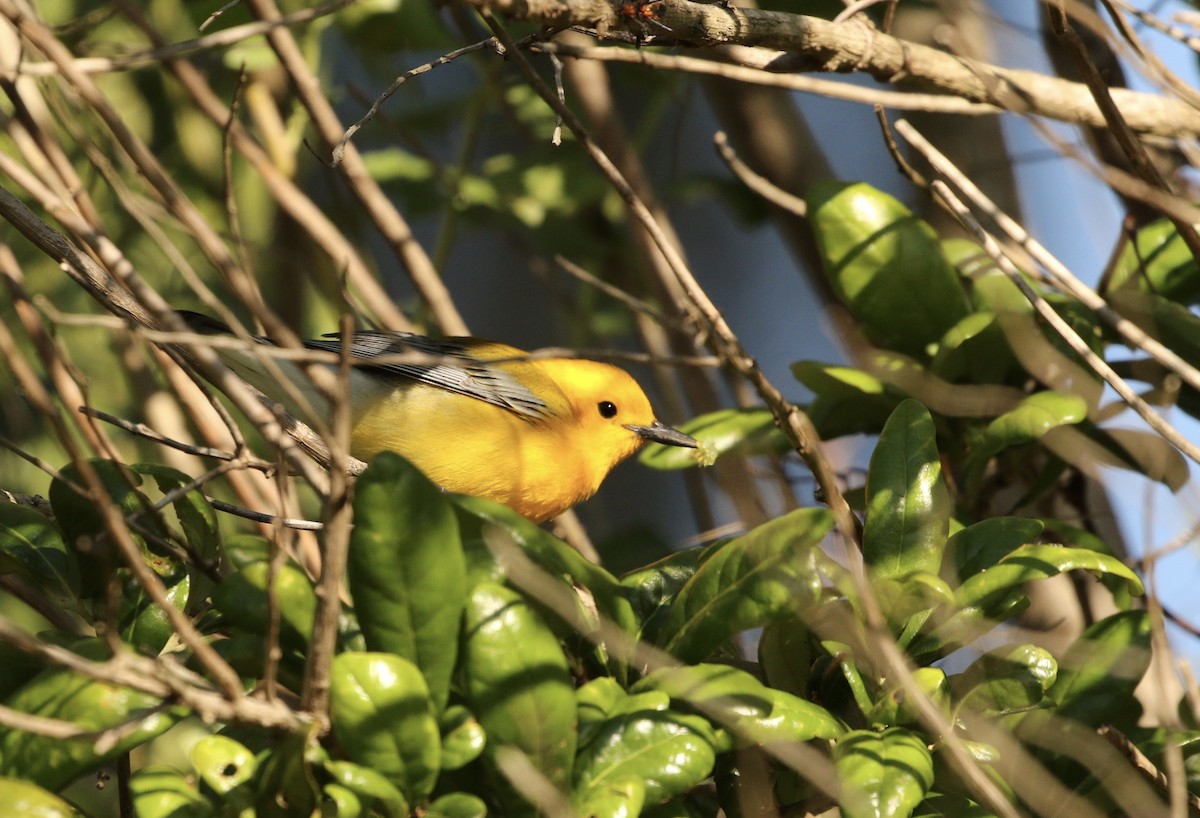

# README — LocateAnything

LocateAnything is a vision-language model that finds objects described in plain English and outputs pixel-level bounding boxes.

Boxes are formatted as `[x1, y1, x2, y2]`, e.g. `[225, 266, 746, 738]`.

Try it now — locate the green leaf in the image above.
[808, 181, 970, 356]
[0, 664, 178, 790]
[620, 548, 702, 645]
[909, 589, 1031, 662]
[349, 453, 467, 711]
[1050, 610, 1151, 729]
[330, 652, 441, 804]
[439, 705, 487, 771]
[955, 544, 1144, 613]
[962, 392, 1088, 493]
[791, 360, 905, 439]
[661, 508, 832, 662]
[863, 400, 950, 578]
[253, 732, 321, 818]
[322, 760, 409, 818]
[639, 408, 787, 470]
[426, 792, 489, 818]
[930, 311, 1019, 385]
[121, 558, 190, 655]
[944, 518, 1045, 584]
[456, 495, 639, 642]
[0, 504, 77, 608]
[573, 711, 717, 815]
[191, 735, 257, 795]
[0, 777, 84, 817]
[758, 618, 813, 695]
[866, 668, 950, 728]
[834, 728, 934, 818]
[48, 460, 163, 598]
[734, 686, 845, 744]
[462, 582, 576, 790]
[1105, 217, 1200, 306]
[211, 555, 317, 650]
[133, 463, 221, 569]
[129, 766, 212, 818]
[632, 664, 774, 720]
[954, 643, 1058, 718]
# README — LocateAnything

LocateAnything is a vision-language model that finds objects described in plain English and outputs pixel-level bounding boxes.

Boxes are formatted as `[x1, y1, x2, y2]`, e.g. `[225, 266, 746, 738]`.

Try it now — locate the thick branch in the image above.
[475, 0, 1200, 138]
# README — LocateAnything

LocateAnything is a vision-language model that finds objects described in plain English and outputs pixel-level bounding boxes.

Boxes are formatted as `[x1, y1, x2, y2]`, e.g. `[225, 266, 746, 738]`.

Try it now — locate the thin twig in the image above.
[925, 176, 1200, 467]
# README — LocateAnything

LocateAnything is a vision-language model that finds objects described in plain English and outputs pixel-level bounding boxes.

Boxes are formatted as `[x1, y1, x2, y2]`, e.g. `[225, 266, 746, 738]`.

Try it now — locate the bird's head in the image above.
[539, 359, 697, 476]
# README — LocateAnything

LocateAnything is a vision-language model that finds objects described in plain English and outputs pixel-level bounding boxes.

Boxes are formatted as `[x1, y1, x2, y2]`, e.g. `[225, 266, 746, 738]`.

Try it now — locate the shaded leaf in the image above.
[462, 582, 576, 790]
[661, 509, 831, 661]
[834, 728, 934, 818]
[1051, 611, 1151, 729]
[349, 452, 466, 711]
[809, 181, 970, 356]
[330, 652, 440, 804]
[864, 400, 950, 578]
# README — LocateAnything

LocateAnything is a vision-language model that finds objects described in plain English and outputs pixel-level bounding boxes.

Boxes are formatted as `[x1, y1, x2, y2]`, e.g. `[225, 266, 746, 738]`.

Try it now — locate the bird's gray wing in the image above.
[303, 332, 552, 420]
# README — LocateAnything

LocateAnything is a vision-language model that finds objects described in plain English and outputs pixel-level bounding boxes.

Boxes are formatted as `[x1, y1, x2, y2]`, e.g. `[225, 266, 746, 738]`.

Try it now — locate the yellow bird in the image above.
[180, 312, 697, 522]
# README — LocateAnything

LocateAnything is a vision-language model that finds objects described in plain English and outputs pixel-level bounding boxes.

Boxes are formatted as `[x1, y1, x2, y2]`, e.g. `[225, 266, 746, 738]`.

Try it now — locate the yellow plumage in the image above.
[181, 313, 696, 522]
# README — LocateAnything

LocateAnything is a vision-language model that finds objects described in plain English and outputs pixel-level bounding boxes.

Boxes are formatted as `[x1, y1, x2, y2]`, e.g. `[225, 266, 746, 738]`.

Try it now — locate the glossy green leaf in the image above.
[661, 508, 832, 661]
[439, 705, 487, 771]
[349, 452, 466, 711]
[809, 181, 970, 356]
[863, 400, 950, 578]
[930, 311, 1019, 385]
[639, 408, 787, 470]
[426, 792, 489, 818]
[133, 463, 221, 568]
[456, 496, 638, 642]
[330, 652, 440, 803]
[121, 559, 190, 655]
[191, 735, 257, 795]
[955, 643, 1057, 718]
[573, 711, 717, 815]
[1106, 218, 1200, 306]
[945, 518, 1045, 584]
[211, 556, 317, 650]
[867, 667, 950, 728]
[871, 571, 954, 632]
[758, 618, 813, 695]
[129, 766, 212, 818]
[632, 664, 774, 720]
[0, 664, 177, 790]
[253, 732, 321, 818]
[963, 392, 1088, 489]
[48, 460, 162, 598]
[956, 544, 1143, 612]
[578, 678, 670, 751]
[462, 582, 576, 790]
[834, 728, 934, 818]
[322, 783, 362, 818]
[323, 760, 409, 818]
[620, 548, 702, 645]
[734, 686, 845, 745]
[908, 589, 1030, 662]
[0, 504, 77, 607]
[1050, 610, 1151, 729]
[0, 777, 84, 817]
[792, 360, 905, 439]
[913, 793, 998, 818]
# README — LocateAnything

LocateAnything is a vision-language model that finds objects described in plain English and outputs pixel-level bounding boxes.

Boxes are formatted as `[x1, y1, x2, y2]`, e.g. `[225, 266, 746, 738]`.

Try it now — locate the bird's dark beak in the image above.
[626, 420, 698, 448]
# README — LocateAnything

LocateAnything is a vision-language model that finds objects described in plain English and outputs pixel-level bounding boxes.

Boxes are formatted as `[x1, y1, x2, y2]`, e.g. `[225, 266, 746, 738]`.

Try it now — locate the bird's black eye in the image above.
[597, 401, 618, 419]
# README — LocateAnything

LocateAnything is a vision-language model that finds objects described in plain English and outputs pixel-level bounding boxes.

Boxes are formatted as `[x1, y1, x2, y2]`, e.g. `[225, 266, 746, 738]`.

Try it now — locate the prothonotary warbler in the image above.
[180, 311, 697, 522]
